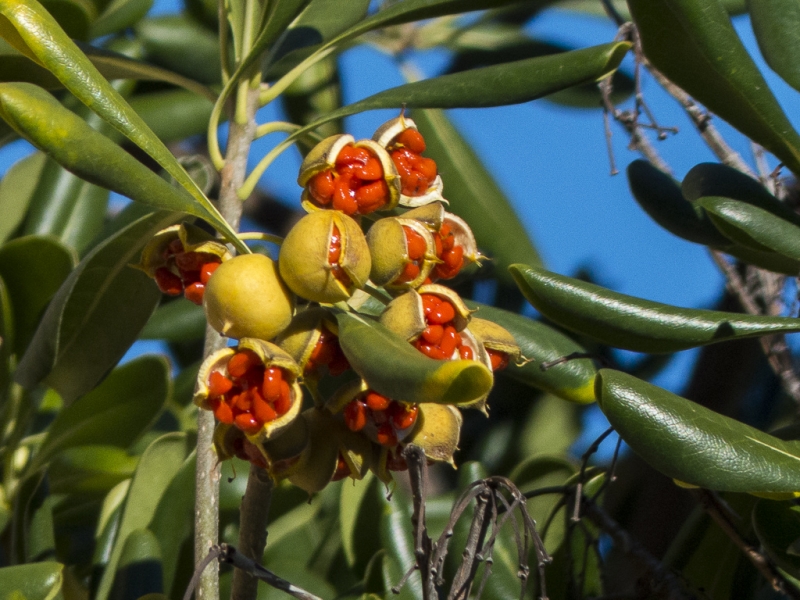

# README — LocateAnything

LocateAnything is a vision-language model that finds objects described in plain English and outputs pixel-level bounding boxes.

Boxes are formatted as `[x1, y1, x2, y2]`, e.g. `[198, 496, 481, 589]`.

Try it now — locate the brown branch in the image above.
[691, 489, 800, 599]
[404, 445, 437, 600]
[231, 466, 275, 600]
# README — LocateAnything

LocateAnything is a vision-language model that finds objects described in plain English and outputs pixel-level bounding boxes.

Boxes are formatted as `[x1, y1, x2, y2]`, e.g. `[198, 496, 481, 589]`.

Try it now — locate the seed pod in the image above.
[136, 223, 232, 305]
[403, 403, 462, 464]
[366, 217, 437, 290]
[298, 134, 401, 215]
[203, 253, 294, 340]
[372, 116, 445, 207]
[213, 423, 269, 469]
[468, 317, 523, 371]
[194, 338, 303, 443]
[279, 210, 371, 304]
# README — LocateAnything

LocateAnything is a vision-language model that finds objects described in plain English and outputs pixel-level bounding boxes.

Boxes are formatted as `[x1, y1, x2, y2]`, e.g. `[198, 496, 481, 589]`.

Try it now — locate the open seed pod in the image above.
[380, 286, 472, 343]
[275, 308, 349, 377]
[366, 216, 437, 290]
[279, 210, 371, 304]
[136, 222, 232, 305]
[298, 134, 401, 215]
[213, 423, 268, 469]
[194, 338, 303, 443]
[372, 115, 445, 207]
[203, 253, 294, 340]
[468, 317, 523, 371]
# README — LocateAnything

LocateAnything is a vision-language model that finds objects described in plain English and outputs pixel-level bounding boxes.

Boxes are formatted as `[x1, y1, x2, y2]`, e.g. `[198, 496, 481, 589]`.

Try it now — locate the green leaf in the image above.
[628, 0, 800, 175]
[467, 302, 597, 403]
[753, 500, 800, 579]
[519, 394, 582, 458]
[336, 311, 493, 406]
[0, 1, 245, 252]
[749, 0, 800, 93]
[0, 274, 14, 395]
[15, 211, 180, 403]
[30, 356, 169, 471]
[698, 196, 800, 261]
[510, 264, 800, 353]
[340, 473, 385, 576]
[109, 528, 163, 600]
[0, 151, 45, 244]
[380, 488, 422, 600]
[94, 432, 190, 600]
[0, 235, 75, 355]
[48, 445, 139, 495]
[596, 369, 800, 494]
[0, 562, 63, 600]
[413, 109, 542, 283]
[90, 0, 153, 38]
[140, 298, 206, 342]
[129, 90, 214, 144]
[40, 0, 93, 39]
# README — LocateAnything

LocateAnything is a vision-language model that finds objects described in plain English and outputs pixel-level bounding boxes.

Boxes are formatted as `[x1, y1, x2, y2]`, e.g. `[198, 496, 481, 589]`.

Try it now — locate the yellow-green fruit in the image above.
[279, 210, 371, 304]
[203, 253, 294, 340]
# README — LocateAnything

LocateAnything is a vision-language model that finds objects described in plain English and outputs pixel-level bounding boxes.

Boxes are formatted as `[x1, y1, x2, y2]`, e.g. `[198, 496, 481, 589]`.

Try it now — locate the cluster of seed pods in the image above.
[343, 390, 419, 447]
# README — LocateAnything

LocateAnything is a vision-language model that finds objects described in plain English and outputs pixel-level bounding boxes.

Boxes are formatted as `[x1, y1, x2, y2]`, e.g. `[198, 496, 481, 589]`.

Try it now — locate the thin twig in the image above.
[404, 445, 436, 600]
[231, 466, 275, 600]
[222, 544, 323, 600]
[691, 489, 800, 599]
[448, 490, 490, 600]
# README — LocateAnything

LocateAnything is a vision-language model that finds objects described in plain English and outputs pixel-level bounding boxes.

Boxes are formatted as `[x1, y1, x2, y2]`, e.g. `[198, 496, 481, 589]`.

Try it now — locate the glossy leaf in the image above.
[753, 500, 800, 579]
[336, 311, 493, 406]
[90, 0, 153, 38]
[0, 562, 63, 600]
[698, 196, 800, 261]
[47, 445, 139, 495]
[129, 90, 214, 144]
[596, 369, 800, 494]
[749, 0, 800, 93]
[110, 528, 163, 600]
[467, 302, 597, 403]
[15, 211, 179, 403]
[0, 1, 245, 251]
[95, 433, 190, 600]
[628, 0, 800, 175]
[29, 356, 169, 471]
[414, 109, 542, 283]
[0, 151, 45, 243]
[510, 264, 800, 353]
[0, 235, 75, 355]
[140, 298, 206, 341]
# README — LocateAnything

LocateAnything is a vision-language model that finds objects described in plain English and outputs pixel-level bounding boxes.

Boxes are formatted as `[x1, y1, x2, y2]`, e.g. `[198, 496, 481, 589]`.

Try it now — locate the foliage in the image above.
[1, 0, 800, 599]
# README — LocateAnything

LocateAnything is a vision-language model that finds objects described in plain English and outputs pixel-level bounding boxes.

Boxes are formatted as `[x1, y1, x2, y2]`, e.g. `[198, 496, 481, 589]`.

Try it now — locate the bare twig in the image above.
[691, 489, 800, 599]
[404, 445, 437, 600]
[448, 489, 490, 600]
[231, 466, 275, 600]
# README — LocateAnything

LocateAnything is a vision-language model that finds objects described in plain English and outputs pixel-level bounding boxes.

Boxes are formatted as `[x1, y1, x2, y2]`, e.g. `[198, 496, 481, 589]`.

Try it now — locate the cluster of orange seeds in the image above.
[388, 129, 438, 197]
[154, 238, 222, 305]
[207, 350, 292, 435]
[432, 222, 464, 280]
[394, 226, 428, 284]
[343, 389, 419, 447]
[414, 294, 472, 361]
[307, 145, 391, 215]
[304, 327, 349, 377]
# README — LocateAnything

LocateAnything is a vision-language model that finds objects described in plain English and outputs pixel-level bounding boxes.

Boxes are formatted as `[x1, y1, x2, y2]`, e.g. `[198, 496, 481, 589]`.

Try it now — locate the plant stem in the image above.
[195, 83, 260, 600]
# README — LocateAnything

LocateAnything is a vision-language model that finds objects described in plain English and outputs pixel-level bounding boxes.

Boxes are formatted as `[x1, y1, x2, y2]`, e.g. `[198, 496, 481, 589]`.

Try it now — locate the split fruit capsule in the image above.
[372, 116, 444, 207]
[298, 134, 401, 216]
[468, 318, 522, 372]
[275, 308, 350, 380]
[203, 253, 294, 341]
[279, 210, 371, 304]
[137, 223, 231, 305]
[366, 217, 437, 290]
[194, 339, 302, 442]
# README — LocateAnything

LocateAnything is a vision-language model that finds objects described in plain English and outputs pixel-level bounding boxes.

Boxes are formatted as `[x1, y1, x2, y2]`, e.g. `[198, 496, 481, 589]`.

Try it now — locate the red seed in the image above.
[235, 413, 262, 435]
[274, 381, 292, 416]
[184, 282, 205, 305]
[421, 294, 440, 316]
[421, 325, 444, 345]
[208, 371, 234, 397]
[459, 346, 474, 360]
[308, 334, 335, 369]
[404, 226, 427, 261]
[262, 367, 283, 403]
[308, 170, 336, 204]
[440, 325, 459, 357]
[416, 156, 437, 179]
[332, 184, 358, 215]
[175, 251, 214, 271]
[354, 180, 388, 210]
[328, 346, 350, 376]
[344, 400, 367, 432]
[389, 402, 418, 430]
[335, 145, 370, 166]
[232, 390, 252, 411]
[200, 261, 221, 284]
[365, 391, 391, 411]
[354, 157, 383, 180]
[395, 128, 426, 153]
[228, 350, 259, 378]
[154, 267, 183, 295]
[331, 455, 350, 481]
[428, 300, 455, 325]
[165, 238, 184, 257]
[394, 262, 420, 284]
[376, 423, 398, 447]
[487, 349, 510, 371]
[416, 342, 448, 360]
[212, 397, 234, 424]
[252, 388, 278, 423]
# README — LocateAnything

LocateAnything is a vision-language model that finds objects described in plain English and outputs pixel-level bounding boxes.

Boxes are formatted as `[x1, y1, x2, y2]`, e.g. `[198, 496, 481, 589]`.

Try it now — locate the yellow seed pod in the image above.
[404, 403, 462, 465]
[468, 318, 522, 364]
[416, 284, 475, 331]
[379, 289, 428, 342]
[366, 217, 437, 290]
[279, 210, 371, 303]
[203, 253, 294, 341]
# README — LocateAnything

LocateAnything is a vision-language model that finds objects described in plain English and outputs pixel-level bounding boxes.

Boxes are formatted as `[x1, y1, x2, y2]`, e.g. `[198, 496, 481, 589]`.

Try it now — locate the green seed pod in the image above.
[203, 253, 294, 340]
[366, 217, 437, 290]
[279, 210, 371, 303]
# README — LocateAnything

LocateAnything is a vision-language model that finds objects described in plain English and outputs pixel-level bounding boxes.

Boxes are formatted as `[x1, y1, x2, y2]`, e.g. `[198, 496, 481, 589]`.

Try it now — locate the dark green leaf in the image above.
[95, 432, 190, 600]
[129, 90, 214, 144]
[510, 264, 800, 353]
[48, 445, 139, 494]
[0, 235, 75, 355]
[140, 298, 206, 342]
[15, 211, 179, 403]
[340, 473, 384, 576]
[596, 369, 800, 494]
[753, 499, 800, 579]
[30, 356, 169, 471]
[414, 109, 542, 283]
[467, 302, 597, 403]
[27, 495, 56, 562]
[336, 311, 493, 406]
[90, 0, 153, 38]
[110, 528, 164, 600]
[0, 151, 45, 243]
[628, 0, 800, 175]
[0, 2, 245, 251]
[519, 395, 582, 458]
[698, 196, 800, 261]
[0, 274, 13, 396]
[0, 562, 63, 600]
[380, 489, 422, 600]
[749, 0, 800, 93]
[40, 0, 93, 39]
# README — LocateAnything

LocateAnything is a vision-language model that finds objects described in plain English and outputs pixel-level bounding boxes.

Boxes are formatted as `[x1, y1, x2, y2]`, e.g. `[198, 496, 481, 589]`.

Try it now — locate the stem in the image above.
[194, 81, 260, 600]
